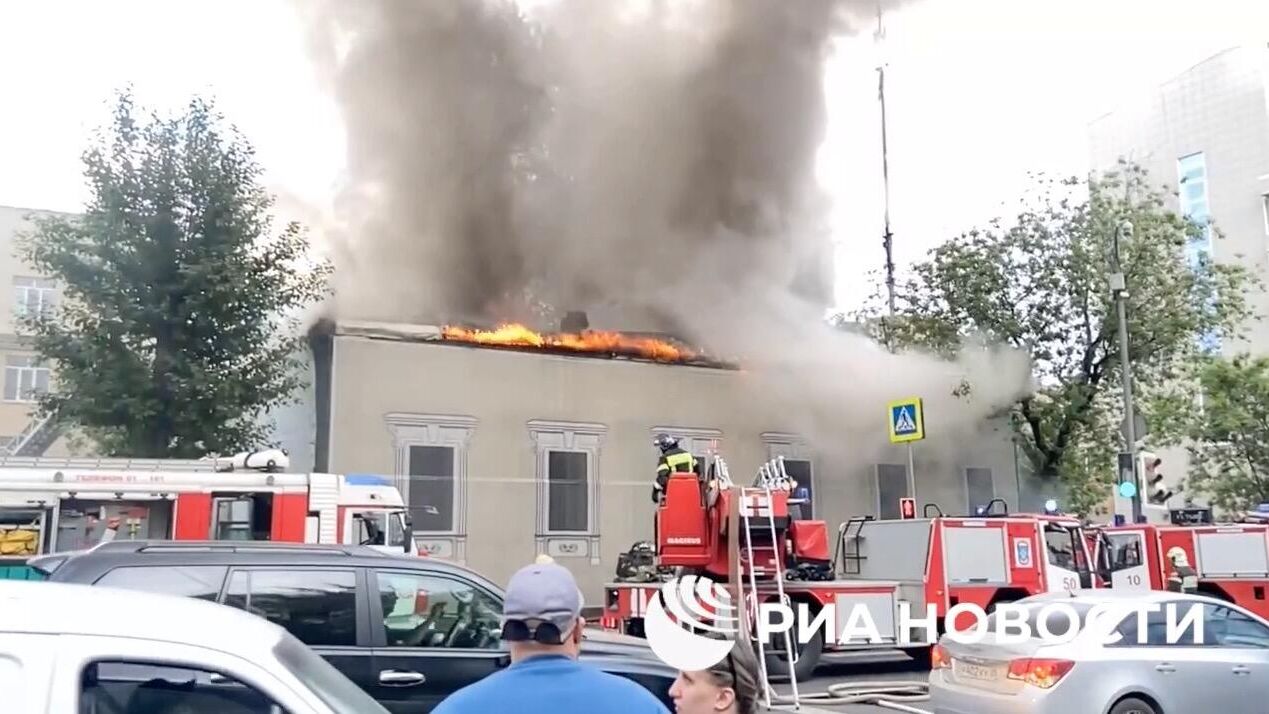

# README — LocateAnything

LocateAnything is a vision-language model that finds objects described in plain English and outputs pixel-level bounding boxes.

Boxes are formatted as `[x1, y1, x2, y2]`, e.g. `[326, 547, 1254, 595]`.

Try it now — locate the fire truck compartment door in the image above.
[943, 527, 1008, 583]
[833, 592, 898, 644]
[1197, 532, 1269, 577]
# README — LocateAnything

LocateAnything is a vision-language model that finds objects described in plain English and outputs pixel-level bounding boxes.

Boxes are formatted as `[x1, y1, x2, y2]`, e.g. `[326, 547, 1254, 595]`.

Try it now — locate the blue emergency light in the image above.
[346, 474, 393, 487]
[1118, 482, 1137, 499]
[974, 505, 987, 516]
[1043, 499, 1059, 515]
[1113, 514, 1126, 526]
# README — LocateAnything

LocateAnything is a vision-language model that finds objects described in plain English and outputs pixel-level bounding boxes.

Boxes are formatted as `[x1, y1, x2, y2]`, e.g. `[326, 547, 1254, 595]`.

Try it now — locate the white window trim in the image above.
[529, 419, 605, 563]
[874, 463, 911, 518]
[964, 467, 996, 512]
[761, 432, 815, 514]
[4, 357, 50, 403]
[384, 413, 476, 543]
[12, 276, 56, 319]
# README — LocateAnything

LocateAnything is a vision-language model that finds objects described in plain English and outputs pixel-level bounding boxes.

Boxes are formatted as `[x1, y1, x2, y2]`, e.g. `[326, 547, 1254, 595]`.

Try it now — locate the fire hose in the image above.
[761, 680, 932, 713]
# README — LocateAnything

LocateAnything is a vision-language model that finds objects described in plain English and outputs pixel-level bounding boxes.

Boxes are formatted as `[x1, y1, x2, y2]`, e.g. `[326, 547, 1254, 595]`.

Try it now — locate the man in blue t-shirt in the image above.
[432, 560, 669, 714]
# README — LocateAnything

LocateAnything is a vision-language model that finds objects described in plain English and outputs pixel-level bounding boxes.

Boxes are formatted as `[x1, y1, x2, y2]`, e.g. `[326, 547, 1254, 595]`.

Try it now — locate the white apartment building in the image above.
[1088, 44, 1269, 507]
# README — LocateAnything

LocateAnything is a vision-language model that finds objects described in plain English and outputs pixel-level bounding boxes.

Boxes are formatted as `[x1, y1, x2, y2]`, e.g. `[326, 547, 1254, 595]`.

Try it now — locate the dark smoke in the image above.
[297, 0, 1034, 454]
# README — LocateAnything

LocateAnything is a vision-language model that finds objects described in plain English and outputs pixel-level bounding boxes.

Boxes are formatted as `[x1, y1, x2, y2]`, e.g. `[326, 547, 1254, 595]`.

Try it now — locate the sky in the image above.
[1, 0, 1266, 311]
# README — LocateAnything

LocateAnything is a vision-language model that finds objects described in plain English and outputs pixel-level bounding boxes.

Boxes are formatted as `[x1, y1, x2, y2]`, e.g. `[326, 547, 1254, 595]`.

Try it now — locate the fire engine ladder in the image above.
[740, 460, 801, 709]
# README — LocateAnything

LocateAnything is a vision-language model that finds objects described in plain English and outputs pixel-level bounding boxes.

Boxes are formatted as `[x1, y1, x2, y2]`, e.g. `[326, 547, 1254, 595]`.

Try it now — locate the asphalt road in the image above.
[765, 650, 933, 714]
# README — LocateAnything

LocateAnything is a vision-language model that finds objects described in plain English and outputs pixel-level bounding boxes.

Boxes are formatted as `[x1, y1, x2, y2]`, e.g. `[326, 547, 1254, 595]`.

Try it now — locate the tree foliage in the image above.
[18, 92, 330, 457]
[853, 163, 1255, 513]
[1182, 356, 1269, 513]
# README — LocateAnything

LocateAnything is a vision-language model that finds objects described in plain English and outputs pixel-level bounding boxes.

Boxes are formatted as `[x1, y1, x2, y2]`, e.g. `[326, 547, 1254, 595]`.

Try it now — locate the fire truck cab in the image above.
[1093, 510, 1269, 619]
[838, 499, 1094, 625]
[0, 451, 417, 566]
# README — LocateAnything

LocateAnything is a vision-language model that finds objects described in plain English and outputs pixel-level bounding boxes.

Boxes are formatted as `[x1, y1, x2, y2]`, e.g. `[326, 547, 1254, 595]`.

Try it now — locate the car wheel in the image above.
[1109, 696, 1158, 714]
[764, 622, 823, 681]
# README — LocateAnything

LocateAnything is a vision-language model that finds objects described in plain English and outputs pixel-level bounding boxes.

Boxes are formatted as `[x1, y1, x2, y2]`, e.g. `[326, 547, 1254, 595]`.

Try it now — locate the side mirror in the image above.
[402, 513, 414, 554]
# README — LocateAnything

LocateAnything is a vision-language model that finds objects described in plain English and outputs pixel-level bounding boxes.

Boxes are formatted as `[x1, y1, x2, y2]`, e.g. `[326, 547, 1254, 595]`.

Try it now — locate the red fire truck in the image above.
[838, 499, 1096, 628]
[602, 462, 1098, 681]
[1092, 510, 1269, 619]
[0, 451, 417, 562]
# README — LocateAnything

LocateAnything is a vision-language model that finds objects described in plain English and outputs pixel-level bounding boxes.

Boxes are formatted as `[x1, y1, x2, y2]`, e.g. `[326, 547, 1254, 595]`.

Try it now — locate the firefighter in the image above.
[1166, 546, 1198, 594]
[652, 434, 698, 503]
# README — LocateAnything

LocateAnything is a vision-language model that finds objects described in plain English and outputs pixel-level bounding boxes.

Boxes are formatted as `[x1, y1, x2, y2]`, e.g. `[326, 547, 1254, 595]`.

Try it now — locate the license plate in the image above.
[953, 660, 998, 681]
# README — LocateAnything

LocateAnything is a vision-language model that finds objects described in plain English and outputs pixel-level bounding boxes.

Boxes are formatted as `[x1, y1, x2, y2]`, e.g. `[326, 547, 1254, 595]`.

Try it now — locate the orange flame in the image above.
[441, 323, 696, 363]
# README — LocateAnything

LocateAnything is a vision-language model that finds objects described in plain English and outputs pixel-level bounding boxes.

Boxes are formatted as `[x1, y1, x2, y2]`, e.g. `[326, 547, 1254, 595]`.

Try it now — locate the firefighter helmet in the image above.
[654, 434, 679, 452]
[1166, 546, 1189, 566]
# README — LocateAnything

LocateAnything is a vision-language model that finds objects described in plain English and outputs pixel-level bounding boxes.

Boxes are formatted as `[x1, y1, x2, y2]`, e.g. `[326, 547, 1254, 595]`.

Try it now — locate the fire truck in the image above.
[601, 457, 1098, 681]
[837, 498, 1095, 631]
[0, 450, 417, 569]
[1091, 505, 1269, 619]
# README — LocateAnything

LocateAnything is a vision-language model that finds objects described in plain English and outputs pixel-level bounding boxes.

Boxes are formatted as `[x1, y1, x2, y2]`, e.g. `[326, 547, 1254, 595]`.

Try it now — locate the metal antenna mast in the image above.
[876, 0, 895, 318]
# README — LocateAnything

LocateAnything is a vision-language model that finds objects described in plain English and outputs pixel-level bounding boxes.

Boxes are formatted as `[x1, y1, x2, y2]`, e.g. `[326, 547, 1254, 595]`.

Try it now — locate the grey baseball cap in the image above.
[502, 561, 583, 634]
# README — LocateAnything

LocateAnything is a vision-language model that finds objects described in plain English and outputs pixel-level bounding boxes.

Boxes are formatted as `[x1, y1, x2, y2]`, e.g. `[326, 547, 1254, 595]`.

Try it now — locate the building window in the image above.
[876, 464, 910, 519]
[965, 467, 995, 512]
[529, 420, 605, 538]
[384, 413, 476, 539]
[12, 277, 55, 319]
[1177, 152, 1221, 353]
[4, 355, 49, 402]
[761, 433, 814, 518]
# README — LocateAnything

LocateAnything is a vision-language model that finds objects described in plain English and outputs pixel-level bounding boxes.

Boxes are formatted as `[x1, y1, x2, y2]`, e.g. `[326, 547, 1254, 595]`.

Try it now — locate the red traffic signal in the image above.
[900, 497, 916, 519]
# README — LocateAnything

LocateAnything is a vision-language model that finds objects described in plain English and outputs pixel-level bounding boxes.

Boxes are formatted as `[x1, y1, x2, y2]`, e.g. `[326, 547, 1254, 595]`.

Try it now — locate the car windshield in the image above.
[273, 634, 389, 713]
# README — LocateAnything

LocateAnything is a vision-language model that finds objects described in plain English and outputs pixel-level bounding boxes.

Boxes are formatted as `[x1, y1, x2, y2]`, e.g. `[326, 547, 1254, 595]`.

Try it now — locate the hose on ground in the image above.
[760, 680, 932, 712]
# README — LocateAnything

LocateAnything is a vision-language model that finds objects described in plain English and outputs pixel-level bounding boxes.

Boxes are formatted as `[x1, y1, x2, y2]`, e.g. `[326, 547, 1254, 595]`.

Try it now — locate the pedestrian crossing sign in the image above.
[888, 398, 925, 444]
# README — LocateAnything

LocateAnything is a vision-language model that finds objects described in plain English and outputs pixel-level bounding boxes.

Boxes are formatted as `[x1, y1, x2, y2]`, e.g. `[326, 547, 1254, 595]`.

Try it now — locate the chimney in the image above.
[560, 310, 589, 333]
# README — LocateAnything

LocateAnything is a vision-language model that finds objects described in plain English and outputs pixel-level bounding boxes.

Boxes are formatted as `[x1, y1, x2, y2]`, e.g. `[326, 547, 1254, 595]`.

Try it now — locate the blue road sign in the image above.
[887, 398, 925, 444]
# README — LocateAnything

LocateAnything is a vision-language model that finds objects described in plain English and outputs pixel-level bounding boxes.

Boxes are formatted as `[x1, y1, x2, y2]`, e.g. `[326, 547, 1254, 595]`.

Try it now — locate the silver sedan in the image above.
[928, 589, 1269, 714]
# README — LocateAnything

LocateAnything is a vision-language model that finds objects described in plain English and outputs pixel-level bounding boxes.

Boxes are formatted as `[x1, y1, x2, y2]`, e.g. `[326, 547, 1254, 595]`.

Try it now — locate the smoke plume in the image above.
[297, 0, 1034, 456]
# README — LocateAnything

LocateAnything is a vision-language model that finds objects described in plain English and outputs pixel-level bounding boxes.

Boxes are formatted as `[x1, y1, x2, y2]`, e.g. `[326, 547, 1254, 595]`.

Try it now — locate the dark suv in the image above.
[33, 541, 675, 712]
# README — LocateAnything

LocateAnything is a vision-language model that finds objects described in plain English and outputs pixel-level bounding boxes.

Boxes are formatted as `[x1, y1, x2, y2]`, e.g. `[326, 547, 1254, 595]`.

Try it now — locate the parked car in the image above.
[0, 578, 389, 713]
[928, 589, 1269, 714]
[32, 540, 677, 712]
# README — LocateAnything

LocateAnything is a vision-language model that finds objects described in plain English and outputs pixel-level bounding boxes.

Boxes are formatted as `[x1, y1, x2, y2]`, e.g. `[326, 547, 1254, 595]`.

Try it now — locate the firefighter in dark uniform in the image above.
[652, 434, 698, 503]
[1166, 547, 1198, 594]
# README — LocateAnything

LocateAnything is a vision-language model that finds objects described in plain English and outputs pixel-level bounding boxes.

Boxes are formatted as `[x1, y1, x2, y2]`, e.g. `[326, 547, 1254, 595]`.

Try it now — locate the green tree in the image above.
[1183, 355, 1269, 513]
[18, 92, 330, 457]
[852, 163, 1255, 514]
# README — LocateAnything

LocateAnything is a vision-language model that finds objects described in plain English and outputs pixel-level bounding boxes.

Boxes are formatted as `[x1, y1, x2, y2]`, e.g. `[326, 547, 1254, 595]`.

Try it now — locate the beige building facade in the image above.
[305, 320, 1025, 597]
[0, 205, 72, 457]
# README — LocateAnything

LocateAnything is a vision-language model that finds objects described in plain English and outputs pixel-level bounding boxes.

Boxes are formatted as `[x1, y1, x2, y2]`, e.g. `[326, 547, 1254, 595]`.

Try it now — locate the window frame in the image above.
[11, 276, 56, 320]
[384, 413, 476, 559]
[221, 566, 368, 649]
[3, 354, 50, 403]
[528, 419, 606, 563]
[761, 432, 815, 517]
[368, 567, 506, 651]
[875, 463, 911, 520]
[965, 467, 995, 512]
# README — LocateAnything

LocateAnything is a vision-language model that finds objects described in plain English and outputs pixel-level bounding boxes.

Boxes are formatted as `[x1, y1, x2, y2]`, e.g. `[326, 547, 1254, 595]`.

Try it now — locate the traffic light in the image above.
[900, 497, 916, 520]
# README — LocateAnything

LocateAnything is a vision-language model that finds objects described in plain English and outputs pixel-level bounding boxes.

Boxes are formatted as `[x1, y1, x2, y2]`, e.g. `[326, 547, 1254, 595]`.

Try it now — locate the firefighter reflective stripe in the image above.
[662, 451, 696, 473]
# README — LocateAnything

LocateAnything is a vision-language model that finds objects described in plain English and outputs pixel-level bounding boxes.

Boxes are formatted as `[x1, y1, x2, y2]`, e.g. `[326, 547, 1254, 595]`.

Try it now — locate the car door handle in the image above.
[1232, 665, 1251, 676]
[1155, 663, 1176, 674]
[379, 670, 426, 686]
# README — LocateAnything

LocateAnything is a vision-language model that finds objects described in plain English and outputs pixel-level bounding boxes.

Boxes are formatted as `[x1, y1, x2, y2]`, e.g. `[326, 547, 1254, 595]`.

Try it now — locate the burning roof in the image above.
[325, 319, 735, 369]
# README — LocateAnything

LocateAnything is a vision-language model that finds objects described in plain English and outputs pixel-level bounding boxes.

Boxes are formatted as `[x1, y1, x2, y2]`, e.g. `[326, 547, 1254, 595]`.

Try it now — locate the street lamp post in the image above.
[1111, 218, 1143, 523]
